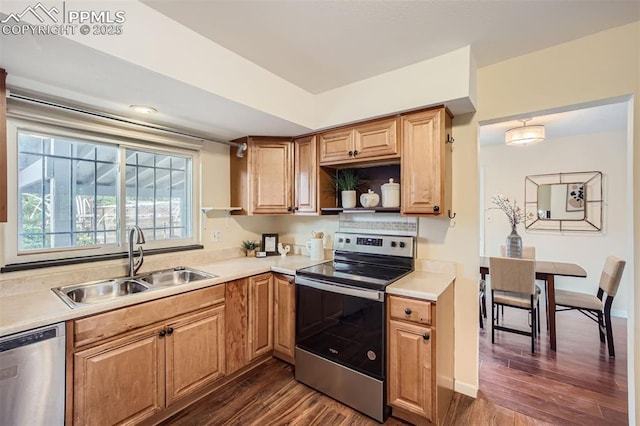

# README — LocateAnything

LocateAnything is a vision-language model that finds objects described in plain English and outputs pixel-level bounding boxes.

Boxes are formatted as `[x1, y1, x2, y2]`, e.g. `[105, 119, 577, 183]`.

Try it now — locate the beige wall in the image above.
[476, 21, 639, 422]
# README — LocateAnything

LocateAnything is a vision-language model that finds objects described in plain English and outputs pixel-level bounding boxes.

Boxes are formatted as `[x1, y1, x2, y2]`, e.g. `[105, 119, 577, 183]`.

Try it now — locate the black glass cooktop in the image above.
[296, 252, 413, 291]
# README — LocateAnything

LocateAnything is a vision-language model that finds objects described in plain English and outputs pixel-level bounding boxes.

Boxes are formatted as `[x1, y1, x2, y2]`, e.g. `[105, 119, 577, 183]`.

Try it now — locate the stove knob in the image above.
[345, 238, 351, 244]
[338, 238, 344, 243]
[399, 242, 406, 248]
[390, 241, 397, 248]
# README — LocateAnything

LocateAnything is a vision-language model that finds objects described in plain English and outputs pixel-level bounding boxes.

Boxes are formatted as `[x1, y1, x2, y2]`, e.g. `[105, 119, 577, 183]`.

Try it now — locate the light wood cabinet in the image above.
[388, 319, 433, 421]
[69, 286, 226, 425]
[248, 273, 274, 359]
[319, 117, 399, 166]
[231, 136, 293, 215]
[224, 273, 273, 375]
[73, 328, 164, 425]
[273, 273, 295, 364]
[387, 287, 454, 425]
[293, 135, 318, 214]
[400, 108, 452, 215]
[165, 307, 225, 405]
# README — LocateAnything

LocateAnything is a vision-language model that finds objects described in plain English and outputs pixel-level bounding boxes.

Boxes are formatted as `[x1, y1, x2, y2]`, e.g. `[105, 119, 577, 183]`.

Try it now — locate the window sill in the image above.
[0, 245, 204, 273]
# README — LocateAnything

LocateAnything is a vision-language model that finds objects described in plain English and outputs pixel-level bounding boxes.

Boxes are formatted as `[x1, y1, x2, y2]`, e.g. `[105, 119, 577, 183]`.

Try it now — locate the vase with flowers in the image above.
[491, 194, 525, 258]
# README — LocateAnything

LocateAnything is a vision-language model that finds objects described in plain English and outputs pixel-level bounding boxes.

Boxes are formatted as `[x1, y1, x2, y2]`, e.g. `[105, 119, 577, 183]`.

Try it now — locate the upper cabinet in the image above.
[401, 108, 452, 215]
[319, 117, 399, 166]
[293, 135, 318, 214]
[231, 136, 293, 215]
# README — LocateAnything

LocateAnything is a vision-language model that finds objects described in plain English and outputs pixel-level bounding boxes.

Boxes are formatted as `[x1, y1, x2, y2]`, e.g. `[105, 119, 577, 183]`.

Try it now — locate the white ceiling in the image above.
[143, 1, 640, 94]
[1, 1, 638, 139]
[479, 101, 629, 146]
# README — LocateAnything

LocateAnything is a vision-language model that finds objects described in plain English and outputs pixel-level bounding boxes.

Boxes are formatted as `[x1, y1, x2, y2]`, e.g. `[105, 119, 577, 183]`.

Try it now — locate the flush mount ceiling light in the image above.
[505, 119, 545, 145]
[129, 104, 157, 114]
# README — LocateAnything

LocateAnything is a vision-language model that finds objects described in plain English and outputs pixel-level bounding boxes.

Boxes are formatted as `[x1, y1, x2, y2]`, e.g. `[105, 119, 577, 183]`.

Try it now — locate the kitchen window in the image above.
[5, 115, 200, 268]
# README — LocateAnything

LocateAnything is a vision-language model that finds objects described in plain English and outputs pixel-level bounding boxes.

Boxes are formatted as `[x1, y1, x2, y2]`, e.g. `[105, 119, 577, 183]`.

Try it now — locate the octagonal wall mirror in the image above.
[525, 171, 602, 231]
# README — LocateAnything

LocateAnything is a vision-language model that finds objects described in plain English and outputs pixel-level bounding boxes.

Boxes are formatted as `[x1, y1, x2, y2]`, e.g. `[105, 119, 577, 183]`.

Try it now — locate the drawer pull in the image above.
[404, 308, 412, 315]
[166, 327, 174, 335]
[423, 333, 430, 341]
[159, 330, 166, 337]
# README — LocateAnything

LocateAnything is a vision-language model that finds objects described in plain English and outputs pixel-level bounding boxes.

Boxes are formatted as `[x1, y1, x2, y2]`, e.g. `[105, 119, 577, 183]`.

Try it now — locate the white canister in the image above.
[305, 238, 324, 261]
[381, 178, 400, 208]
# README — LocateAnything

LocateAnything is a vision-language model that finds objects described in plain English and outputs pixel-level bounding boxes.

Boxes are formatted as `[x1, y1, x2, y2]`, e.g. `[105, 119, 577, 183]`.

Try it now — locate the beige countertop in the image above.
[0, 256, 456, 337]
[386, 259, 456, 301]
[0, 255, 322, 337]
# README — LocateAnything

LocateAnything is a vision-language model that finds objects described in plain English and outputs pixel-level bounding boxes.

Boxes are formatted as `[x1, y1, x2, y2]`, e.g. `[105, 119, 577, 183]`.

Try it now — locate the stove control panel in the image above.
[334, 232, 414, 258]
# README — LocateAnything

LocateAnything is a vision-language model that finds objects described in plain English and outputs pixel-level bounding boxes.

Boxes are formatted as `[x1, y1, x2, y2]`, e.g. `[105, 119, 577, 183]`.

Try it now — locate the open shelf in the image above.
[321, 207, 400, 215]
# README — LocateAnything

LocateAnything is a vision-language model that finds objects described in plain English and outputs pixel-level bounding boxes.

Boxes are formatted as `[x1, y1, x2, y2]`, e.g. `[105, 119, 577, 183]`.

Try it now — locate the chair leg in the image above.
[604, 306, 615, 357]
[597, 311, 605, 343]
[531, 296, 536, 353]
[491, 293, 495, 344]
[482, 291, 487, 319]
[479, 294, 484, 329]
[537, 299, 541, 334]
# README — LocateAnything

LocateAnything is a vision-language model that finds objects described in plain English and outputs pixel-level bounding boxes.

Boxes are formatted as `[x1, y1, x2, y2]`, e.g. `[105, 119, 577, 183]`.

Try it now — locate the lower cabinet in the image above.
[387, 286, 454, 425]
[225, 273, 274, 375]
[69, 285, 226, 426]
[273, 273, 295, 363]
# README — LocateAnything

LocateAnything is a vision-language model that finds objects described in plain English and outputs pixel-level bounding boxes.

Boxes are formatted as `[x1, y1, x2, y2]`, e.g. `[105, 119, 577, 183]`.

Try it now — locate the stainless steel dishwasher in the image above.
[0, 322, 65, 425]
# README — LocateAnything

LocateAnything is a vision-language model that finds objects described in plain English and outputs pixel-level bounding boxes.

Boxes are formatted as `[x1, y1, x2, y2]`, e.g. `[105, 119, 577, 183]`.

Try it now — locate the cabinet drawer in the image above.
[388, 295, 431, 325]
[74, 284, 225, 348]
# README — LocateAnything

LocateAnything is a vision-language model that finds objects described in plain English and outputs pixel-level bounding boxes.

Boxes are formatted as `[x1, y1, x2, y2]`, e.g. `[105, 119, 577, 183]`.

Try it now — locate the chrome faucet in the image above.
[128, 226, 146, 277]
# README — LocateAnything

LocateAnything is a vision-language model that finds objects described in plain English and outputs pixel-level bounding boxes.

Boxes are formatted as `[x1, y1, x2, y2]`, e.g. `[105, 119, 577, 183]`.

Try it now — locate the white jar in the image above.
[381, 178, 400, 208]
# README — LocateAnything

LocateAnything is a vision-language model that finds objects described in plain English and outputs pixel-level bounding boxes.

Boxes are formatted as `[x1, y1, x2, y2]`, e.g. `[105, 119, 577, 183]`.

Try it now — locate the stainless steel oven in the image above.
[295, 233, 414, 423]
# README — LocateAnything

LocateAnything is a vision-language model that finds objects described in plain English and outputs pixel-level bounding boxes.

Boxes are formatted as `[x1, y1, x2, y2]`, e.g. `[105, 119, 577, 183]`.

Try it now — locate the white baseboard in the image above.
[611, 309, 627, 318]
[454, 380, 478, 398]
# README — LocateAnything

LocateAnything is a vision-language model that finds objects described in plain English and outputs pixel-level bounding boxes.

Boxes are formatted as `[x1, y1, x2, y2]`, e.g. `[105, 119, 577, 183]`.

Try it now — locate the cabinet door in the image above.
[165, 306, 226, 405]
[319, 128, 354, 165]
[353, 118, 399, 160]
[388, 319, 433, 421]
[294, 135, 318, 214]
[273, 274, 296, 363]
[225, 278, 249, 374]
[248, 273, 274, 360]
[73, 328, 164, 425]
[401, 108, 450, 215]
[251, 139, 293, 214]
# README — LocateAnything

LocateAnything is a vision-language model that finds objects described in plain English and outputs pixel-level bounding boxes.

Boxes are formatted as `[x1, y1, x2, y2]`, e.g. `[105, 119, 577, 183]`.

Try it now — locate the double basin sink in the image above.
[53, 266, 217, 309]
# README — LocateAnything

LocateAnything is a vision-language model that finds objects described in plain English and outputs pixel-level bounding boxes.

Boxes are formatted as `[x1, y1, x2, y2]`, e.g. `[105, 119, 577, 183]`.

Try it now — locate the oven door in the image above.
[295, 276, 385, 380]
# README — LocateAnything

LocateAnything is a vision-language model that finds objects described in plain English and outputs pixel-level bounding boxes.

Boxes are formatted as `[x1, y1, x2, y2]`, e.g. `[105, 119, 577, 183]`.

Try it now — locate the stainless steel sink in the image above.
[53, 279, 149, 308]
[138, 266, 216, 287]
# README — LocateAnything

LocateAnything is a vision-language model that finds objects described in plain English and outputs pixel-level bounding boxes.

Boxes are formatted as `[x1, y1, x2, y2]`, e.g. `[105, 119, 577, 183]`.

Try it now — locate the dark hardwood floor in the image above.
[160, 307, 627, 426]
[479, 303, 628, 425]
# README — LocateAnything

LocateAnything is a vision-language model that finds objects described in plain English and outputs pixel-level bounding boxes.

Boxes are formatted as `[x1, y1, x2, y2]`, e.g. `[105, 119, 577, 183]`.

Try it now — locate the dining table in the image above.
[479, 256, 587, 351]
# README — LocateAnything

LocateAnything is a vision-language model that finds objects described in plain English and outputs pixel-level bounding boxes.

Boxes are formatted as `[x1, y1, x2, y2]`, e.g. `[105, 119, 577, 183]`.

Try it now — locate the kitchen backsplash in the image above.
[338, 213, 418, 236]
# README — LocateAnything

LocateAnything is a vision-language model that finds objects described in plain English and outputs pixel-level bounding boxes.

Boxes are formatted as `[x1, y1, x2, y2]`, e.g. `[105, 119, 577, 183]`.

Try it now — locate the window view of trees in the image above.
[17, 132, 192, 252]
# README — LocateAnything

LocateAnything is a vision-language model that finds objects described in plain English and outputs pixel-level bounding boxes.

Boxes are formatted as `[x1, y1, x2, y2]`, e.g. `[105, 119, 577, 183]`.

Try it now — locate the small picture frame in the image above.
[261, 233, 279, 256]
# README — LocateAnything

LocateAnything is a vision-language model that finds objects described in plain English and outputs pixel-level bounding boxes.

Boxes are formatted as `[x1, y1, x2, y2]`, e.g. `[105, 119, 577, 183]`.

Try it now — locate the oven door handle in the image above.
[295, 276, 384, 302]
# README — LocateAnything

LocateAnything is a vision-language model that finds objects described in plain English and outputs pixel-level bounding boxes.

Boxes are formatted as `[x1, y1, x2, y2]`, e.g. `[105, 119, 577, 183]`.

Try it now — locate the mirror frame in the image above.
[525, 171, 603, 231]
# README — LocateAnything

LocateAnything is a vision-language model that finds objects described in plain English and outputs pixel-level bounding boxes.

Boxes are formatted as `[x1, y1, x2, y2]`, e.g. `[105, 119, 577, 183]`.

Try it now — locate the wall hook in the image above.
[448, 210, 456, 219]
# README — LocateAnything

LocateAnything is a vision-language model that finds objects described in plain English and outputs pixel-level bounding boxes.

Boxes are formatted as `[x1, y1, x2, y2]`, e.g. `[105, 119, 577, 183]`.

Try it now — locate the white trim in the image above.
[454, 380, 478, 398]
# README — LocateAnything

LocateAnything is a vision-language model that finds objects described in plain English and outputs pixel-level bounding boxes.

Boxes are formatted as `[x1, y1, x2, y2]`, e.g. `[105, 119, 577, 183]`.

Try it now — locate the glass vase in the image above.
[505, 225, 522, 258]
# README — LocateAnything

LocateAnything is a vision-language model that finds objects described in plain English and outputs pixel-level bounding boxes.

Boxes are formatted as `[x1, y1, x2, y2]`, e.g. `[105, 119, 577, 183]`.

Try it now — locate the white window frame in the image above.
[4, 116, 202, 265]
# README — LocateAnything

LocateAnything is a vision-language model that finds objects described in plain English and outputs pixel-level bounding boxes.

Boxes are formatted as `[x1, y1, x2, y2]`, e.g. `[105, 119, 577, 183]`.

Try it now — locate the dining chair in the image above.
[555, 256, 625, 357]
[495, 246, 543, 326]
[490, 257, 538, 353]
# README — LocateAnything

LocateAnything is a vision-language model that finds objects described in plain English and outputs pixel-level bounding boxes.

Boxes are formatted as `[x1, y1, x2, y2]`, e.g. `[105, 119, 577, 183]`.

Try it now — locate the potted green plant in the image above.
[329, 169, 368, 208]
[241, 240, 260, 257]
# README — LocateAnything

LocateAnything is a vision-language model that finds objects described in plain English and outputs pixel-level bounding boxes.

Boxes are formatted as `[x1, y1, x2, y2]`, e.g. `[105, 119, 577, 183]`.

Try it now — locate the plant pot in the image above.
[341, 190, 357, 208]
[246, 249, 256, 257]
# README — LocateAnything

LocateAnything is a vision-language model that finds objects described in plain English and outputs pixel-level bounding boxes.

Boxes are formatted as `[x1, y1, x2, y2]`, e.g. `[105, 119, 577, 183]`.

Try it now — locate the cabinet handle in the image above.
[433, 205, 440, 212]
[353, 150, 359, 156]
[348, 151, 353, 157]
[287, 206, 293, 212]
[404, 308, 412, 315]
[159, 330, 166, 337]
[423, 333, 430, 341]
[166, 327, 174, 335]
[294, 206, 299, 211]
